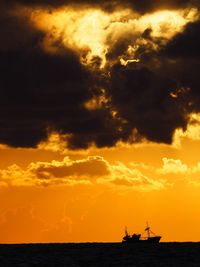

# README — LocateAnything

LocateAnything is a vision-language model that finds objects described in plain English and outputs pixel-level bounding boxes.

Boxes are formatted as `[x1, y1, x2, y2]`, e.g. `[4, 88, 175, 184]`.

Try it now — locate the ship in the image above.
[122, 222, 162, 243]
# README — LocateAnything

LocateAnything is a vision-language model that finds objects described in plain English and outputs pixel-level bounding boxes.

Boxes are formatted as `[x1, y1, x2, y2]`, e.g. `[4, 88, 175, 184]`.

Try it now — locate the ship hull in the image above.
[122, 236, 161, 244]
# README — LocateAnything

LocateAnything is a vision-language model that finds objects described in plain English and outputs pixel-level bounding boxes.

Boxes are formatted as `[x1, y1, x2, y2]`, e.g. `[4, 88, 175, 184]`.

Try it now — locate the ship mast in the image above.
[145, 222, 151, 238]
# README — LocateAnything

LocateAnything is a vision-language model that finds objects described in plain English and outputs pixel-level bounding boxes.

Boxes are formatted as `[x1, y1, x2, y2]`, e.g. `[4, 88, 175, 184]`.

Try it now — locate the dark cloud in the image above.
[162, 20, 200, 58]
[0, 46, 92, 147]
[0, 0, 120, 13]
[0, 0, 200, 148]
[0, 6, 122, 148]
[1, 0, 196, 13]
[107, 18, 200, 144]
[108, 64, 187, 144]
[129, 0, 193, 13]
[161, 20, 200, 113]
[33, 156, 110, 179]
[0, 7, 92, 147]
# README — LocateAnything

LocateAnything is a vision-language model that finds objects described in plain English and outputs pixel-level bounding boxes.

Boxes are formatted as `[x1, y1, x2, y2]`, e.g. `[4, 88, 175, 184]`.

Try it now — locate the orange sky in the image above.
[1, 2, 200, 243]
[1, 118, 200, 243]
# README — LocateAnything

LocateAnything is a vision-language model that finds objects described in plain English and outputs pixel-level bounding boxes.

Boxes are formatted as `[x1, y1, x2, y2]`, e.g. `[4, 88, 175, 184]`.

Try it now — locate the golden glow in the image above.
[137, 9, 198, 39]
[119, 45, 140, 66]
[29, 7, 198, 68]
[30, 7, 133, 67]
[120, 58, 140, 66]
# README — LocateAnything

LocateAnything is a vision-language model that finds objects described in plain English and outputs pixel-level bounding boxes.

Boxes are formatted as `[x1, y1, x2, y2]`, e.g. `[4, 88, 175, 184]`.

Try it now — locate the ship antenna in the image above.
[125, 226, 128, 236]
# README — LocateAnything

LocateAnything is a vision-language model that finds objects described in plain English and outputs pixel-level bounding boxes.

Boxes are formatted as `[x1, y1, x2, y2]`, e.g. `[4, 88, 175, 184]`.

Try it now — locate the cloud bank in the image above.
[0, 1, 200, 149]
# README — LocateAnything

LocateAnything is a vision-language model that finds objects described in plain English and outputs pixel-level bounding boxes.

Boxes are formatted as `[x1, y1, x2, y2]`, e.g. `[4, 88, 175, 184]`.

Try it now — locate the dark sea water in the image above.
[0, 242, 199, 266]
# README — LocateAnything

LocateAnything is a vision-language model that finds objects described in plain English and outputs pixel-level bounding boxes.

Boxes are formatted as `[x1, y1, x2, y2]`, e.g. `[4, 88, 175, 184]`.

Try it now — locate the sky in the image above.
[1, 0, 200, 243]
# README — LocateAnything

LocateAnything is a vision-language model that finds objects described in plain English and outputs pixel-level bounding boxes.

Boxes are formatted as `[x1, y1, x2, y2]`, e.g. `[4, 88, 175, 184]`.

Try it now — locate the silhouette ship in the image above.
[122, 223, 162, 243]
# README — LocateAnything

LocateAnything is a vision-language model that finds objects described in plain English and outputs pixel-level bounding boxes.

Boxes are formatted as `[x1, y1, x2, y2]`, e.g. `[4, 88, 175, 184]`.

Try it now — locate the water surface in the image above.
[0, 242, 199, 266]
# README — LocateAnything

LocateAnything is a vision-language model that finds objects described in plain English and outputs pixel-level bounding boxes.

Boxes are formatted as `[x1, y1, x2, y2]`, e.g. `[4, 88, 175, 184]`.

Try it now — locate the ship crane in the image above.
[145, 222, 157, 238]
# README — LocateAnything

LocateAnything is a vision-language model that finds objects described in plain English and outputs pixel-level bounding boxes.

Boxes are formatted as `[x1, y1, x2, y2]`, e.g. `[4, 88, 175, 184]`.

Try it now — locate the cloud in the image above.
[0, 156, 108, 186]
[0, 156, 109, 186]
[4, 151, 200, 189]
[157, 157, 200, 187]
[0, 156, 165, 191]
[158, 158, 189, 174]
[159, 19, 200, 112]
[173, 113, 200, 147]
[2, 0, 197, 13]
[129, 0, 198, 13]
[161, 19, 200, 58]
[158, 157, 200, 176]
[30, 156, 110, 179]
[103, 162, 166, 191]
[0, 0, 200, 149]
[31, 7, 195, 67]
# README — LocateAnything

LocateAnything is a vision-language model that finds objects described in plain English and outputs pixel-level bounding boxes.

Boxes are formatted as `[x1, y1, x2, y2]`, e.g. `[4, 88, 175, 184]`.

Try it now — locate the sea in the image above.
[0, 242, 199, 266]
